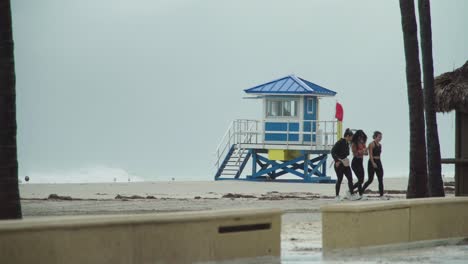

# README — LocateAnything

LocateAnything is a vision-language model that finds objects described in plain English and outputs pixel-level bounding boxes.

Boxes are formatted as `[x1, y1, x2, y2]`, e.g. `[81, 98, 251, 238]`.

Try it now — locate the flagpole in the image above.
[337, 120, 342, 140]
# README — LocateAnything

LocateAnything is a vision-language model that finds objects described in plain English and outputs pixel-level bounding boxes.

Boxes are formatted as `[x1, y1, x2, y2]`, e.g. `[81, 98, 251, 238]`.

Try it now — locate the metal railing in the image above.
[214, 119, 337, 171]
[214, 120, 259, 171]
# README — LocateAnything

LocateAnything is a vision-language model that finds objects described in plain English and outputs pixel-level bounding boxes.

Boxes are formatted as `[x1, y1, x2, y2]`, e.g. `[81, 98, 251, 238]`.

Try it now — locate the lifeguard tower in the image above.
[214, 74, 339, 183]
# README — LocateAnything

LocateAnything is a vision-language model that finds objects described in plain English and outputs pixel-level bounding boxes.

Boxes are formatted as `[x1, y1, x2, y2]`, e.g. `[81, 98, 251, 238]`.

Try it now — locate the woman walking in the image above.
[351, 130, 368, 199]
[362, 131, 386, 199]
[331, 128, 355, 201]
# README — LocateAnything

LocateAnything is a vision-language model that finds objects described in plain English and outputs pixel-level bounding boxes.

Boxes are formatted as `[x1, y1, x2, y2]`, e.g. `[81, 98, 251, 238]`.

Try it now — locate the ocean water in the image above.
[19, 166, 145, 184]
[18, 166, 215, 184]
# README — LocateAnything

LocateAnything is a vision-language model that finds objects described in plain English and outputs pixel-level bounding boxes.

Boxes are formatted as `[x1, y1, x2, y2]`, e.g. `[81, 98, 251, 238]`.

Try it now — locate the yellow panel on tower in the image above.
[268, 149, 303, 161]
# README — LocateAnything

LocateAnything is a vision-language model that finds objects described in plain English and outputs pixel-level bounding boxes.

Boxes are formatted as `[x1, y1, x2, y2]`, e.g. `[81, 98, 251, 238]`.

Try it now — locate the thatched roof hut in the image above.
[434, 60, 468, 113]
[435, 60, 468, 196]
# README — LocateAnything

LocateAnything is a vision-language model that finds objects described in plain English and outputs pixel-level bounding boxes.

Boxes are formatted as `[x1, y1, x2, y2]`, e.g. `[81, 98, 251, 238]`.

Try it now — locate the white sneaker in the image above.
[379, 195, 389, 200]
[351, 194, 362, 201]
[345, 191, 352, 200]
[335, 195, 342, 202]
[361, 195, 369, 201]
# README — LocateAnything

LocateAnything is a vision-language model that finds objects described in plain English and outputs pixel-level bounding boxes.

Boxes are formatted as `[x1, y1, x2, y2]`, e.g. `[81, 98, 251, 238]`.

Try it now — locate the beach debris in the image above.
[222, 193, 257, 199]
[444, 181, 455, 187]
[158, 197, 188, 201]
[194, 196, 201, 199]
[259, 195, 315, 200]
[113, 194, 161, 200]
[259, 192, 320, 200]
[455, 238, 468, 245]
[385, 190, 407, 194]
[95, 193, 107, 195]
[444, 186, 455, 193]
[47, 194, 72, 200]
[115, 194, 145, 200]
[364, 189, 406, 195]
[441, 181, 455, 193]
[292, 247, 322, 252]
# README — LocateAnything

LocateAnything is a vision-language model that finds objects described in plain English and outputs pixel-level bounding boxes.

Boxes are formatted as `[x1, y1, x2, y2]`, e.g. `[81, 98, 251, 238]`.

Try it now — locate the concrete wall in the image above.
[321, 197, 468, 252]
[0, 208, 281, 264]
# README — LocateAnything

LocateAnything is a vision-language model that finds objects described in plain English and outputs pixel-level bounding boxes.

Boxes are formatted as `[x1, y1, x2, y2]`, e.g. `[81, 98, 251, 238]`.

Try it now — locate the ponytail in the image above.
[343, 128, 354, 138]
[373, 131, 382, 139]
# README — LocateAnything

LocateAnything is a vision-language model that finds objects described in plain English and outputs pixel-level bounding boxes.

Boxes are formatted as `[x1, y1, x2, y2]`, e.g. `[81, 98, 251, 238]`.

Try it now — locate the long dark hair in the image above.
[351, 129, 367, 145]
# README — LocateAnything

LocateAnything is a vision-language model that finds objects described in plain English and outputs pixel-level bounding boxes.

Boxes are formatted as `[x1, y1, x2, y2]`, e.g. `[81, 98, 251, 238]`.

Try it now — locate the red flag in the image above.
[335, 102, 344, 121]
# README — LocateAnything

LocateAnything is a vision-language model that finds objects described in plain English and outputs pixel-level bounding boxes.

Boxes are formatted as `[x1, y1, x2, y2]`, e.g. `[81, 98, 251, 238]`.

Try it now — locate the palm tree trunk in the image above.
[399, 0, 429, 198]
[418, 0, 445, 197]
[0, 0, 22, 219]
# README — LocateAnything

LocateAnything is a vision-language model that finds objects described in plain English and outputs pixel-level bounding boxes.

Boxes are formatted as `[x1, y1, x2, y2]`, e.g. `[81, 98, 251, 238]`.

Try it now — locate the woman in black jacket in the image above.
[331, 128, 354, 201]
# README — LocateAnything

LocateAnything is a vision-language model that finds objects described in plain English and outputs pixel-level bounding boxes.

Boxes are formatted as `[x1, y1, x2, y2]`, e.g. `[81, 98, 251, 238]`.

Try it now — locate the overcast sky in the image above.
[11, 0, 468, 181]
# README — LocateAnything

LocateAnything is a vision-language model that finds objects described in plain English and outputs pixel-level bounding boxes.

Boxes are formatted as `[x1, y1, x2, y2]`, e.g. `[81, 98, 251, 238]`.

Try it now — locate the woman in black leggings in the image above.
[331, 128, 354, 200]
[362, 131, 385, 199]
[351, 130, 367, 199]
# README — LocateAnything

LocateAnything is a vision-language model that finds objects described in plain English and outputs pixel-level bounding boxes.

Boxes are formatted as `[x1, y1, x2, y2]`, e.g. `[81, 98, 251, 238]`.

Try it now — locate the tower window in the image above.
[307, 98, 315, 114]
[266, 99, 298, 117]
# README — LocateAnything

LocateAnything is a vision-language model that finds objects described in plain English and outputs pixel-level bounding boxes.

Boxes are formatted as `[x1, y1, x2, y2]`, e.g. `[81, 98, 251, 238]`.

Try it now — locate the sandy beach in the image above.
[19, 177, 416, 215]
[18, 177, 457, 262]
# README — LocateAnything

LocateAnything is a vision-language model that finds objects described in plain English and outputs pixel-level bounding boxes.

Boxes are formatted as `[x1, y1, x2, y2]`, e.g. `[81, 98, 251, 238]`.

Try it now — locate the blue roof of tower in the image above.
[244, 75, 336, 96]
